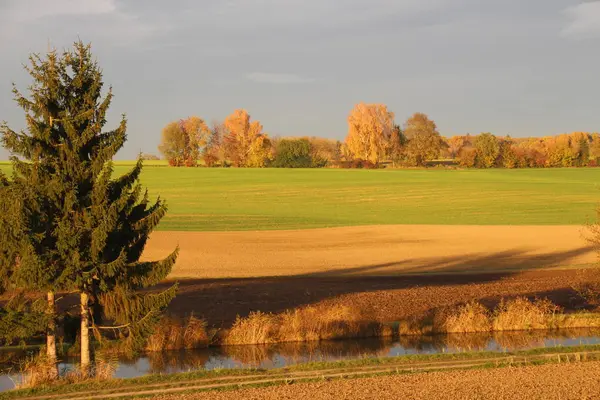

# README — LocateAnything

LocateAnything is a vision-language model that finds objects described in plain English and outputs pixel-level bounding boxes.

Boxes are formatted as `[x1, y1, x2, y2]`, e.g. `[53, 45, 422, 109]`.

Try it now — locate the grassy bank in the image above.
[5, 344, 600, 400]
[2, 166, 599, 230]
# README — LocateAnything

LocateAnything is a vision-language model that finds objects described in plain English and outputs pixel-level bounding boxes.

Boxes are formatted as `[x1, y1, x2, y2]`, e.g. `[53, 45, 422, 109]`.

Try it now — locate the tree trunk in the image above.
[80, 291, 91, 376]
[46, 291, 58, 379]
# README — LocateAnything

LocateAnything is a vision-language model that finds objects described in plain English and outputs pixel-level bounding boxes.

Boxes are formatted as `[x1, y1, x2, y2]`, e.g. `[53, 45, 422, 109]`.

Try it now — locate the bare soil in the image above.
[152, 361, 600, 400]
[144, 225, 595, 279]
[162, 269, 595, 328]
[142, 225, 599, 327]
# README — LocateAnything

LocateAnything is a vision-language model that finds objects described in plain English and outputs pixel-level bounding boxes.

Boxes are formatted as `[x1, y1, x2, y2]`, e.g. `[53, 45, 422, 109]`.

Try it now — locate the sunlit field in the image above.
[2, 164, 600, 231]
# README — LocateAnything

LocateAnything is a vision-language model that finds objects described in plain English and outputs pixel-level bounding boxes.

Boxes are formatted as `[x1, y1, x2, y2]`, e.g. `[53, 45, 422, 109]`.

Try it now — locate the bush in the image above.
[350, 159, 378, 169]
[271, 139, 315, 168]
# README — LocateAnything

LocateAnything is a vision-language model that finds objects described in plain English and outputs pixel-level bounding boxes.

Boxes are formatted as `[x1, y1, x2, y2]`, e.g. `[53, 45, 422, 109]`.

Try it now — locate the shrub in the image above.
[350, 159, 378, 169]
[271, 139, 315, 168]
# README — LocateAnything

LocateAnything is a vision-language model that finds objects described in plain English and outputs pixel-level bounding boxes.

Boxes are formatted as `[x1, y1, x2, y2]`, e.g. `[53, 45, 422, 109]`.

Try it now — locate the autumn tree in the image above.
[473, 133, 500, 168]
[388, 125, 407, 167]
[203, 122, 226, 167]
[158, 116, 210, 166]
[345, 103, 395, 164]
[223, 109, 271, 167]
[446, 136, 467, 159]
[404, 113, 443, 166]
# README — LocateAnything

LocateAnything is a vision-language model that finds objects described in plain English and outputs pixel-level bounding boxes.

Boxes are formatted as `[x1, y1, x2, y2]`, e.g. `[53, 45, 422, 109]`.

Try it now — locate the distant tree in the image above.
[223, 109, 271, 167]
[159, 116, 210, 166]
[473, 133, 500, 168]
[404, 113, 443, 166]
[345, 103, 395, 164]
[182, 116, 211, 165]
[457, 147, 477, 168]
[305, 136, 337, 166]
[203, 122, 225, 167]
[590, 134, 600, 161]
[446, 136, 467, 159]
[141, 153, 160, 161]
[159, 122, 187, 166]
[498, 138, 519, 169]
[272, 138, 314, 168]
[574, 132, 590, 167]
[388, 125, 407, 167]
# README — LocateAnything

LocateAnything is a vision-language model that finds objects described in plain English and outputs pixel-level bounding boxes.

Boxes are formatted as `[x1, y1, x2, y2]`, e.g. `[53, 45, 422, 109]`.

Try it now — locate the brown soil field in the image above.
[162, 269, 596, 327]
[152, 361, 600, 400]
[144, 225, 595, 279]
[142, 225, 599, 327]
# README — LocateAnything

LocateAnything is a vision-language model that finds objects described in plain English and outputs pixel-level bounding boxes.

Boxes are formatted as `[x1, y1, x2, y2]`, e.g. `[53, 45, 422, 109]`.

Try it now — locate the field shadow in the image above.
[161, 245, 596, 327]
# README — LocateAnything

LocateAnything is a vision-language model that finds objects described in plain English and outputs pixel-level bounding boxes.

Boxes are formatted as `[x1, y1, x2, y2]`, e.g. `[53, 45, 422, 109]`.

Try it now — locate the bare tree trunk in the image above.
[46, 291, 58, 379]
[80, 291, 91, 376]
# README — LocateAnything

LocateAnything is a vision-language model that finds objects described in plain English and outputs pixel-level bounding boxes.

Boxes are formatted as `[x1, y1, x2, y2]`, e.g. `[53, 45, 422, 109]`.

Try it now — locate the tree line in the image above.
[0, 42, 177, 379]
[158, 103, 599, 169]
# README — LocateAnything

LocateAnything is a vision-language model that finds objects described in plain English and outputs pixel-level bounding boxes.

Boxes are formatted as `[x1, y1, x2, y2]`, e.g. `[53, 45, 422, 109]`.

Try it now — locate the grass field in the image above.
[2, 164, 600, 231]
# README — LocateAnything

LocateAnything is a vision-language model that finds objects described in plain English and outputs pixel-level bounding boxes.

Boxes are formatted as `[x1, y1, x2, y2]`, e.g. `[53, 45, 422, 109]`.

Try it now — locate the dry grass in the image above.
[395, 297, 600, 337]
[443, 302, 492, 333]
[146, 315, 210, 352]
[224, 312, 279, 345]
[224, 305, 384, 346]
[492, 298, 560, 331]
[17, 354, 58, 389]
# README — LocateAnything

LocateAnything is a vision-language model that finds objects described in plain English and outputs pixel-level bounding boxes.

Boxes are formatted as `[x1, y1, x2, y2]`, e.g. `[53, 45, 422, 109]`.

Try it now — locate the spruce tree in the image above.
[1, 50, 68, 378]
[1, 41, 178, 375]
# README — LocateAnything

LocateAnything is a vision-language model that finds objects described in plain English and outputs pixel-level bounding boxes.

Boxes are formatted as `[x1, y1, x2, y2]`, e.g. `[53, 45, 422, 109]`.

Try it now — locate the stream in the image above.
[1, 328, 599, 391]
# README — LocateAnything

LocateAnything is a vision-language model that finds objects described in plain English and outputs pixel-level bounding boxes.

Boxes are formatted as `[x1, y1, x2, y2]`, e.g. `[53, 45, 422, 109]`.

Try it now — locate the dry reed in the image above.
[443, 301, 492, 333]
[17, 354, 58, 388]
[146, 315, 210, 352]
[224, 305, 382, 346]
[492, 298, 559, 331]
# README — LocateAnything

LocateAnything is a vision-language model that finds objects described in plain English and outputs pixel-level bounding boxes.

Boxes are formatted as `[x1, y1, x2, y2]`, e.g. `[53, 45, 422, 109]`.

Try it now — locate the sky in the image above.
[1, 0, 599, 159]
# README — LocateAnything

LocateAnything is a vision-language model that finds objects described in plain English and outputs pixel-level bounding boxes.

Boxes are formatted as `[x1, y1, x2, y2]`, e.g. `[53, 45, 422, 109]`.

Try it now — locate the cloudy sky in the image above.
[0, 0, 599, 159]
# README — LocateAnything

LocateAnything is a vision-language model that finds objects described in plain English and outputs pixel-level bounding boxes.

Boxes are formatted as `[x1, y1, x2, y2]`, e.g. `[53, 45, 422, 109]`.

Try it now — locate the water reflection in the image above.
[2, 328, 600, 392]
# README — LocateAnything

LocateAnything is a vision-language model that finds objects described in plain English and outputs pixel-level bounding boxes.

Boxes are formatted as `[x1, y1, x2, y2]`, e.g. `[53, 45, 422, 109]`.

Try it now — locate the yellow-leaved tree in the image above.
[223, 109, 272, 167]
[404, 112, 443, 166]
[345, 103, 395, 164]
[158, 116, 210, 166]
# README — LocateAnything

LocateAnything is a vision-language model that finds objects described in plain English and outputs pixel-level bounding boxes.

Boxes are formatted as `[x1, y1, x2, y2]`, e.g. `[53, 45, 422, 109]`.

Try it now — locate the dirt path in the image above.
[143, 225, 595, 279]
[18, 351, 600, 400]
[151, 356, 600, 400]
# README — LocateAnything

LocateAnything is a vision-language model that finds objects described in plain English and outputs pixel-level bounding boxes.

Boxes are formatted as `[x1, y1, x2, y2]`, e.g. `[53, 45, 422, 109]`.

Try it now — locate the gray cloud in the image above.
[562, 1, 600, 37]
[1, 0, 600, 160]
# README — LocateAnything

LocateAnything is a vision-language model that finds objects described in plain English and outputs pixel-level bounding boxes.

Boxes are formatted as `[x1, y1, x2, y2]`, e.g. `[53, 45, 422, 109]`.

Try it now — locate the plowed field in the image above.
[144, 225, 595, 279]
[152, 361, 600, 400]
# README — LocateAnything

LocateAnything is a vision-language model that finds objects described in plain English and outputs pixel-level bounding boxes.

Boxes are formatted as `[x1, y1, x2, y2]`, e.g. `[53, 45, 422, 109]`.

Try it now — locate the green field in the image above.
[1, 164, 600, 231]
